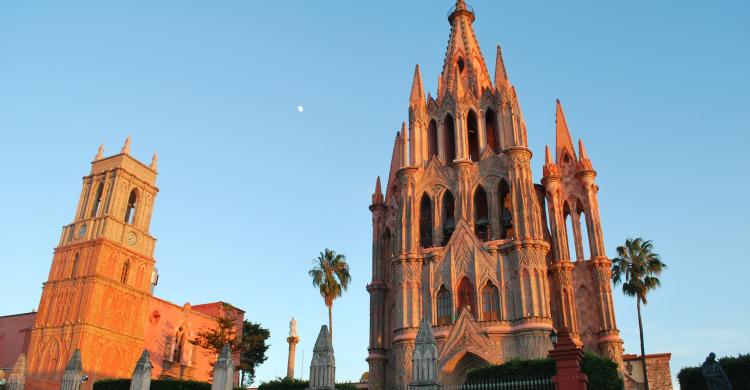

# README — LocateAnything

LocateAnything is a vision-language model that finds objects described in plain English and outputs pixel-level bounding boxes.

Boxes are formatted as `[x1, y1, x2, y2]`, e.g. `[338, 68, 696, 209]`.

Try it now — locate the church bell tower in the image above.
[26, 138, 159, 390]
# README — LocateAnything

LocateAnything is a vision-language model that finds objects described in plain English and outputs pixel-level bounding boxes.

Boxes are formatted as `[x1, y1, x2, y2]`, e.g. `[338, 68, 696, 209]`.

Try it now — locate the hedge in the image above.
[677, 353, 750, 390]
[466, 352, 623, 390]
[94, 379, 211, 390]
[257, 377, 357, 390]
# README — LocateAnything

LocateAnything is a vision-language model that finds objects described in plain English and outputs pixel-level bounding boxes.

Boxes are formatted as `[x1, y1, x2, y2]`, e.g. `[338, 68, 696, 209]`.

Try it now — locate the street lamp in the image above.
[549, 329, 558, 347]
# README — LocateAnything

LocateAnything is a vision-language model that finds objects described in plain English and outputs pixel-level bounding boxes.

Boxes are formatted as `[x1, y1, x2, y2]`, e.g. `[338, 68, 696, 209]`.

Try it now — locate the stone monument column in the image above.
[309, 325, 335, 390]
[60, 350, 84, 390]
[287, 317, 299, 379]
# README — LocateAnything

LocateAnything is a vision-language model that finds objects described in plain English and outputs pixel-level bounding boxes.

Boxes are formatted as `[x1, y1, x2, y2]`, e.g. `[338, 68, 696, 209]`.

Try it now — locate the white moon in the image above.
[297, 105, 304, 112]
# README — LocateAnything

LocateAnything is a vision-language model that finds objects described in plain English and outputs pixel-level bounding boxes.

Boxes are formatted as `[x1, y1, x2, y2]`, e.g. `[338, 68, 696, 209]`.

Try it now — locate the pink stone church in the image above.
[366, 1, 671, 389]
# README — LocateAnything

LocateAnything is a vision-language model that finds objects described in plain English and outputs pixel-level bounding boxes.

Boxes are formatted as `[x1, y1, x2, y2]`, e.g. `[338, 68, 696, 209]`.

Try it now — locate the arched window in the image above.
[444, 114, 456, 163]
[457, 277, 476, 315]
[467, 110, 480, 162]
[427, 119, 438, 159]
[90, 182, 104, 218]
[577, 203, 591, 260]
[441, 191, 455, 246]
[474, 186, 490, 241]
[124, 189, 138, 224]
[174, 327, 185, 363]
[120, 260, 130, 284]
[498, 180, 513, 239]
[482, 282, 500, 321]
[419, 194, 433, 248]
[485, 108, 499, 153]
[71, 253, 79, 278]
[436, 286, 452, 325]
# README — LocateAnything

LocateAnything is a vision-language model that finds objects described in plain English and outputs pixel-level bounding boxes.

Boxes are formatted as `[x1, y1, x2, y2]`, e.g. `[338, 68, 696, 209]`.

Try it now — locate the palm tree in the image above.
[308, 248, 351, 339]
[611, 237, 667, 390]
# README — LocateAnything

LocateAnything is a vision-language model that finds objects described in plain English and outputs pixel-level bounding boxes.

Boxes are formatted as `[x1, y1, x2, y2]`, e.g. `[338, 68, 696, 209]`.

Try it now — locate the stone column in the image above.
[287, 336, 299, 379]
[309, 325, 335, 390]
[7, 353, 26, 390]
[211, 345, 234, 390]
[129, 350, 152, 390]
[409, 319, 439, 390]
[60, 350, 84, 390]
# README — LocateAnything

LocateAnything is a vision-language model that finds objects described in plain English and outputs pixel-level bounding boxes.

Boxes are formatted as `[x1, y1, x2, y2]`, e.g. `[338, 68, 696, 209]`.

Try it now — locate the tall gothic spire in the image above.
[440, 0, 492, 98]
[555, 99, 576, 164]
[494, 45, 509, 89]
[409, 64, 425, 108]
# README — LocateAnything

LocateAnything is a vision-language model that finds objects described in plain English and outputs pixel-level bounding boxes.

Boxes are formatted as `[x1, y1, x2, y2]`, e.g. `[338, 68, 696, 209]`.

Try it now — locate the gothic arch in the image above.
[441, 190, 455, 246]
[443, 113, 456, 164]
[91, 181, 104, 218]
[456, 277, 476, 316]
[427, 119, 438, 159]
[124, 188, 138, 224]
[497, 179, 513, 239]
[419, 193, 433, 248]
[481, 281, 500, 321]
[37, 337, 63, 378]
[466, 109, 480, 162]
[473, 185, 490, 241]
[436, 285, 452, 325]
[440, 351, 492, 387]
[484, 107, 499, 154]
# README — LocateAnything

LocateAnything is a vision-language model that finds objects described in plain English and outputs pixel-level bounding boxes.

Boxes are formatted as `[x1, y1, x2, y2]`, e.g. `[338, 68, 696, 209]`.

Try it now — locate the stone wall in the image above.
[623, 353, 672, 390]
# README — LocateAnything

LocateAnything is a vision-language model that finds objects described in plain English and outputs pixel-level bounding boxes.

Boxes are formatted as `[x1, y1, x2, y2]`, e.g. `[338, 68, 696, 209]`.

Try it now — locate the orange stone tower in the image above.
[367, 1, 623, 388]
[25, 138, 160, 389]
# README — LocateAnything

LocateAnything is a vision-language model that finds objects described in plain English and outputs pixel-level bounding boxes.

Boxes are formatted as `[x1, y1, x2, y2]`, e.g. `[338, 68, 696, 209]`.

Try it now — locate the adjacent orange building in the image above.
[0, 140, 243, 389]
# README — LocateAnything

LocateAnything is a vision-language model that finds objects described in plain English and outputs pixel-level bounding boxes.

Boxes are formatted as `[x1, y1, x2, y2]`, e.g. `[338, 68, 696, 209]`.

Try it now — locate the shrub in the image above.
[678, 353, 750, 390]
[466, 352, 622, 390]
[580, 352, 624, 390]
[257, 377, 357, 390]
[94, 379, 211, 390]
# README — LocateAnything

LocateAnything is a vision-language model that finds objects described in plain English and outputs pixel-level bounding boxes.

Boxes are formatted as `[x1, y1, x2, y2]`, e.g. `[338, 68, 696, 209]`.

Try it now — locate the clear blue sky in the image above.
[1, 0, 748, 386]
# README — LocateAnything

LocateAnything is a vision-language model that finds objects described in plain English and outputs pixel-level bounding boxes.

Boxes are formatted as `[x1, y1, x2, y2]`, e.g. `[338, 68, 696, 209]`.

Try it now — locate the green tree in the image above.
[190, 303, 270, 387]
[611, 238, 667, 390]
[308, 248, 351, 339]
[238, 320, 271, 386]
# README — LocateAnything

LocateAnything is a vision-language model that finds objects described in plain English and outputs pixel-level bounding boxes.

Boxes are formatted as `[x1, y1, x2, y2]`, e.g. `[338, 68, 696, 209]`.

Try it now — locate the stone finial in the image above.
[372, 176, 384, 205]
[555, 99, 576, 164]
[543, 145, 558, 177]
[309, 325, 335, 390]
[577, 139, 593, 171]
[121, 136, 132, 155]
[437, 74, 443, 99]
[494, 45, 509, 89]
[150, 152, 158, 171]
[399, 123, 409, 169]
[455, 0, 467, 11]
[409, 318, 439, 390]
[410, 65, 425, 108]
[7, 353, 26, 390]
[130, 350, 152, 390]
[211, 344, 234, 390]
[60, 349, 84, 390]
[95, 145, 104, 161]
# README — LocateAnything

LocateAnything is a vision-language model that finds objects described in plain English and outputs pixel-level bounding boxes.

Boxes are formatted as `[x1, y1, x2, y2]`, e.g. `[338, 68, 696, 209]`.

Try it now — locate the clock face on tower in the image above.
[127, 231, 137, 246]
[77, 224, 87, 239]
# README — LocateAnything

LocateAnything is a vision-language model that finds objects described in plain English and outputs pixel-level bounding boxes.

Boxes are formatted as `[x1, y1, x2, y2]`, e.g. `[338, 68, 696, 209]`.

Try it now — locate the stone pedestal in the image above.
[60, 350, 84, 390]
[409, 318, 440, 390]
[550, 331, 588, 390]
[287, 336, 300, 379]
[211, 345, 234, 390]
[309, 325, 335, 390]
[7, 353, 26, 390]
[130, 350, 152, 390]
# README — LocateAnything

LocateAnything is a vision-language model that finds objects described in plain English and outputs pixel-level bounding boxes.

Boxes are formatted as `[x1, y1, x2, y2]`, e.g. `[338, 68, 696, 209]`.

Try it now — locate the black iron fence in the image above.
[443, 376, 554, 390]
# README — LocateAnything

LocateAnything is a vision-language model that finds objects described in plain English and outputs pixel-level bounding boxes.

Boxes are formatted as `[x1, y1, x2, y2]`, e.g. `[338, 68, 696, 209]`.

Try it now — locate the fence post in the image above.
[549, 331, 587, 390]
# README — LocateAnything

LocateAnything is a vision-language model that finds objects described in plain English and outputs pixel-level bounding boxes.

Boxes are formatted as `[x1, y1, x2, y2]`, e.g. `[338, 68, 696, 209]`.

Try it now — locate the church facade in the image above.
[0, 140, 243, 389]
[367, 1, 623, 388]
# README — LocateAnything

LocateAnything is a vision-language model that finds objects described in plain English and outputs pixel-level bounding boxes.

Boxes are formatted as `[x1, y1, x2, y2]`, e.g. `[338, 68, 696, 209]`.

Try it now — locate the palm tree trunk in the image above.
[328, 304, 333, 341]
[637, 296, 650, 390]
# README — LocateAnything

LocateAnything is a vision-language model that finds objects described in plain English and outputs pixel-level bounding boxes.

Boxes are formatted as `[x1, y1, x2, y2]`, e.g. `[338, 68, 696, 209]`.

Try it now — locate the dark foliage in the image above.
[94, 379, 211, 390]
[466, 353, 622, 390]
[678, 353, 750, 390]
[257, 377, 357, 390]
